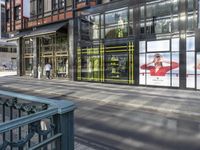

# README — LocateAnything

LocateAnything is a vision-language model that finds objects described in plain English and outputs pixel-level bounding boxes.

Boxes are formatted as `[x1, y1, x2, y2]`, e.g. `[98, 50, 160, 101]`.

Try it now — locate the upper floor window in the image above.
[30, 0, 37, 18]
[66, 0, 72, 7]
[6, 9, 10, 22]
[105, 8, 128, 38]
[188, 0, 195, 12]
[44, 0, 52, 14]
[53, 0, 58, 10]
[14, 6, 20, 20]
[38, 0, 43, 15]
[59, 0, 65, 8]
[76, 0, 86, 3]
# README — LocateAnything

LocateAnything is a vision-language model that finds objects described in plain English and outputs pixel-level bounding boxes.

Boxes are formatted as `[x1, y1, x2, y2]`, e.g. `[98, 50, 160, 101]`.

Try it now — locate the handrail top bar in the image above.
[0, 89, 76, 133]
[0, 107, 57, 133]
[0, 90, 76, 114]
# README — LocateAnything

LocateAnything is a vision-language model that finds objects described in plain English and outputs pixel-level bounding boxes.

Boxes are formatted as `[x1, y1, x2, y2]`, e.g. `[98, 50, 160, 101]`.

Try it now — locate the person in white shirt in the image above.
[45, 63, 51, 79]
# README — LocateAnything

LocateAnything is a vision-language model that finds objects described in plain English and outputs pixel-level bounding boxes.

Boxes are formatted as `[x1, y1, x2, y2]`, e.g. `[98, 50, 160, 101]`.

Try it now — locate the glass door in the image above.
[55, 56, 68, 78]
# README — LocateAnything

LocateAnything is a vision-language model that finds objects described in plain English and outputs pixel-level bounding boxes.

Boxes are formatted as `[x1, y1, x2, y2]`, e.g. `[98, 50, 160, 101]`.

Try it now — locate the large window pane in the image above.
[186, 37, 195, 51]
[30, 0, 37, 18]
[140, 6, 145, 19]
[197, 53, 200, 89]
[139, 53, 146, 85]
[172, 0, 179, 14]
[186, 52, 195, 88]
[105, 9, 128, 38]
[172, 52, 179, 87]
[105, 53, 128, 82]
[188, 0, 195, 11]
[44, 0, 52, 16]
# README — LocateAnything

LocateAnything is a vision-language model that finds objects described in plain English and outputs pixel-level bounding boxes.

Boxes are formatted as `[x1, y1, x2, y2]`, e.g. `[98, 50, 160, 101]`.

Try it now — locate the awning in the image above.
[7, 30, 32, 42]
[24, 21, 67, 38]
[0, 40, 17, 48]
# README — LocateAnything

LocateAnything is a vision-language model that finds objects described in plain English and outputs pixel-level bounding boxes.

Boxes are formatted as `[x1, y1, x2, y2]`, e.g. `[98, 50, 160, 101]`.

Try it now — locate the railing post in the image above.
[54, 110, 74, 150]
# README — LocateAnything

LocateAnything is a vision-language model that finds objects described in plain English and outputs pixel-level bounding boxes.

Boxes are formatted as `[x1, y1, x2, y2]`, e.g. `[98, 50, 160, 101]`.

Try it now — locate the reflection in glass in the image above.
[56, 57, 68, 77]
[25, 58, 33, 75]
[172, 52, 179, 87]
[186, 37, 195, 51]
[82, 55, 100, 81]
[105, 9, 128, 38]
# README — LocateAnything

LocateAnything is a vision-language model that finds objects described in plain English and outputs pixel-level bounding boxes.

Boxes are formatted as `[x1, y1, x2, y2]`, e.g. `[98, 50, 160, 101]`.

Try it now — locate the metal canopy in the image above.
[6, 30, 32, 41]
[24, 21, 67, 38]
[0, 40, 17, 48]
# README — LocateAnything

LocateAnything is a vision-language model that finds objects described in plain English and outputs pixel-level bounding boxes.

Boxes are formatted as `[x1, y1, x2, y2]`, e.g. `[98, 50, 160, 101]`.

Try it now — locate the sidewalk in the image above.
[1, 76, 200, 150]
[0, 71, 17, 77]
[1, 76, 200, 119]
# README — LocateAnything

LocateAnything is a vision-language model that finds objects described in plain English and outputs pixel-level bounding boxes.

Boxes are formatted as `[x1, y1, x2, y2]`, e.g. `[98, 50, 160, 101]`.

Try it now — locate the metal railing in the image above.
[0, 90, 76, 150]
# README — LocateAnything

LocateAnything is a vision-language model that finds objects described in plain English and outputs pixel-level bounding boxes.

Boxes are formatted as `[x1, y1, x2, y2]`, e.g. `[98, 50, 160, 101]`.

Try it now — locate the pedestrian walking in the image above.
[38, 64, 42, 80]
[44, 62, 51, 79]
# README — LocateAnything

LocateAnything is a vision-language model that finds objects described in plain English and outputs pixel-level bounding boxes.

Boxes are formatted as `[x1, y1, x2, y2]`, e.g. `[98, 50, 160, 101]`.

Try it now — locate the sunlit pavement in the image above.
[0, 71, 17, 77]
[0, 75, 200, 150]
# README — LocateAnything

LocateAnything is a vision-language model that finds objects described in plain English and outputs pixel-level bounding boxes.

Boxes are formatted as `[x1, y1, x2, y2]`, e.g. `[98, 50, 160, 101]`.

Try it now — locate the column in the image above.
[68, 19, 76, 81]
[16, 37, 23, 76]
[179, 0, 187, 89]
[32, 37, 38, 78]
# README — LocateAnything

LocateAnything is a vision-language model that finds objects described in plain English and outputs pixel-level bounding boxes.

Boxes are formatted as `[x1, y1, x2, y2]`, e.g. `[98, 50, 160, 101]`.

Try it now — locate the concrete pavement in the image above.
[0, 76, 200, 150]
[1, 76, 200, 119]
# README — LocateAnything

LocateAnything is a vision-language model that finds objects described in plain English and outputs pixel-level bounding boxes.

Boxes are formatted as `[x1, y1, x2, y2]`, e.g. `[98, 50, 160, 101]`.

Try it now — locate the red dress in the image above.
[141, 62, 179, 76]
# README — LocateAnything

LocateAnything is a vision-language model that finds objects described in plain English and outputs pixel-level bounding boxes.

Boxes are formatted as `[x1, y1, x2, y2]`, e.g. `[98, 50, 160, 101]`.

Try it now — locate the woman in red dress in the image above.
[141, 54, 179, 76]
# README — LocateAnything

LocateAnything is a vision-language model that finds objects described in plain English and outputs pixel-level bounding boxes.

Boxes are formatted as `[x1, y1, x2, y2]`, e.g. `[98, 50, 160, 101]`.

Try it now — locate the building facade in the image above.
[76, 0, 200, 90]
[0, 0, 6, 38]
[6, 0, 200, 90]
[0, 40, 17, 70]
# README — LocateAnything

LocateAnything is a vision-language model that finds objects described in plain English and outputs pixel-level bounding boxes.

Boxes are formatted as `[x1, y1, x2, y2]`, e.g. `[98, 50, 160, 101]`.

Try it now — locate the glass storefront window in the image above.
[172, 0, 179, 14]
[146, 1, 171, 19]
[56, 35, 68, 52]
[156, 1, 171, 17]
[89, 15, 100, 40]
[56, 57, 68, 77]
[186, 36, 195, 51]
[105, 8, 128, 38]
[186, 51, 195, 88]
[140, 6, 145, 19]
[172, 17, 179, 32]
[155, 18, 171, 34]
[187, 14, 197, 30]
[146, 4, 155, 19]
[24, 39, 33, 54]
[105, 53, 128, 81]
[24, 58, 33, 74]
[186, 36, 195, 88]
[188, 0, 195, 12]
[197, 53, 200, 89]
[80, 46, 100, 81]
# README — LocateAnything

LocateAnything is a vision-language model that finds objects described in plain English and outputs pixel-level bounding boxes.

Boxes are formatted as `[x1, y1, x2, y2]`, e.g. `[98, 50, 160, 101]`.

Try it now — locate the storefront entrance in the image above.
[39, 34, 69, 79]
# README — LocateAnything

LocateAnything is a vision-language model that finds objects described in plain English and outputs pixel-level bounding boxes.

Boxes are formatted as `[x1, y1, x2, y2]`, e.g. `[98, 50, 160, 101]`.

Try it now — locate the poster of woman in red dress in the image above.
[140, 53, 179, 86]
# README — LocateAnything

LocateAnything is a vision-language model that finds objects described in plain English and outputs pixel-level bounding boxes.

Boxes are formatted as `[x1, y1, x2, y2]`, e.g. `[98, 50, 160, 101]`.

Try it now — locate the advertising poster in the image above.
[197, 53, 200, 90]
[140, 53, 179, 86]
